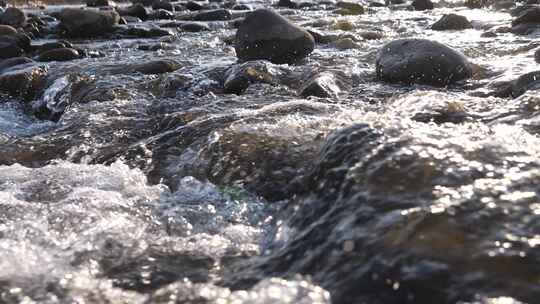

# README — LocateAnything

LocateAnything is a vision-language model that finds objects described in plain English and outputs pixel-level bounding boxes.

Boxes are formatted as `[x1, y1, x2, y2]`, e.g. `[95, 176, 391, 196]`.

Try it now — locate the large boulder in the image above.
[431, 14, 473, 31]
[235, 9, 315, 64]
[57, 8, 120, 38]
[376, 38, 473, 86]
[0, 7, 26, 28]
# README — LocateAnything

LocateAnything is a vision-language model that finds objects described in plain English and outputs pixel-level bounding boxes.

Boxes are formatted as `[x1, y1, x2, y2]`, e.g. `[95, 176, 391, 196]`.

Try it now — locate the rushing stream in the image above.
[0, 0, 539, 303]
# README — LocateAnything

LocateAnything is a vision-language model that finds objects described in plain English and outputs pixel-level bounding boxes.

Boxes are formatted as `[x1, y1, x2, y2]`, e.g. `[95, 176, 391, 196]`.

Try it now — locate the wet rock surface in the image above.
[235, 9, 315, 64]
[376, 38, 473, 86]
[0, 1, 540, 304]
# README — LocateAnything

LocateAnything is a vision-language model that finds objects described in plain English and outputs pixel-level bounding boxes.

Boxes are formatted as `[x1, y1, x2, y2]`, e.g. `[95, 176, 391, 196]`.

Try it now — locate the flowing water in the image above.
[1, 0, 539, 303]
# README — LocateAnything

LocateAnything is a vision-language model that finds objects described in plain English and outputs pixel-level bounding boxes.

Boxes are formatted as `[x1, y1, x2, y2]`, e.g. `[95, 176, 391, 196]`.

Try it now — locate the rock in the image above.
[149, 9, 175, 20]
[335, 1, 364, 15]
[116, 59, 180, 75]
[118, 4, 149, 21]
[360, 31, 383, 40]
[0, 24, 16, 36]
[307, 29, 337, 44]
[185, 1, 204, 11]
[131, 0, 154, 6]
[535, 48, 540, 63]
[332, 37, 361, 49]
[509, 70, 540, 97]
[223, 60, 277, 94]
[411, 0, 434, 10]
[0, 7, 26, 28]
[235, 9, 315, 64]
[512, 7, 540, 29]
[232, 4, 252, 10]
[332, 19, 354, 31]
[277, 0, 298, 9]
[0, 1, 5, 8]
[193, 9, 232, 21]
[431, 14, 473, 31]
[37, 41, 72, 53]
[0, 36, 24, 59]
[376, 38, 473, 86]
[300, 72, 341, 98]
[179, 22, 211, 32]
[86, 0, 113, 7]
[36, 48, 80, 62]
[152, 0, 174, 11]
[58, 8, 120, 38]
[0, 57, 33, 71]
[0, 60, 47, 99]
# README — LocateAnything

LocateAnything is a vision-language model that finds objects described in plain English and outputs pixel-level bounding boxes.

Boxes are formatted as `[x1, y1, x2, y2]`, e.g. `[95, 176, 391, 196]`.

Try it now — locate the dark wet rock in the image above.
[411, 0, 434, 10]
[118, 4, 149, 21]
[481, 31, 497, 37]
[58, 8, 120, 38]
[513, 7, 540, 26]
[102, 247, 214, 292]
[0, 57, 33, 71]
[185, 1, 204, 11]
[512, 7, 540, 33]
[0, 7, 26, 28]
[131, 0, 154, 6]
[229, 122, 540, 303]
[149, 9, 175, 20]
[277, 0, 298, 9]
[193, 9, 232, 21]
[232, 4, 252, 10]
[0, 60, 47, 99]
[86, 0, 114, 7]
[0, 1, 5, 8]
[360, 30, 383, 40]
[138, 42, 166, 51]
[36, 41, 73, 53]
[178, 22, 211, 32]
[123, 26, 173, 38]
[535, 48, 540, 63]
[115, 59, 180, 75]
[36, 48, 80, 62]
[506, 70, 540, 97]
[335, 1, 364, 15]
[0, 24, 16, 36]
[431, 14, 473, 31]
[223, 60, 277, 94]
[235, 9, 315, 64]
[152, 0, 174, 12]
[376, 38, 473, 86]
[300, 72, 341, 98]
[0, 35, 24, 59]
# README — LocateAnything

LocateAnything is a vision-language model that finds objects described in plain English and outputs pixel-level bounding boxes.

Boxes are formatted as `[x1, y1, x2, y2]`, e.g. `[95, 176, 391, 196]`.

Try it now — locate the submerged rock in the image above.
[36, 48, 81, 62]
[235, 9, 315, 64]
[58, 8, 120, 38]
[431, 14, 473, 31]
[376, 38, 473, 86]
